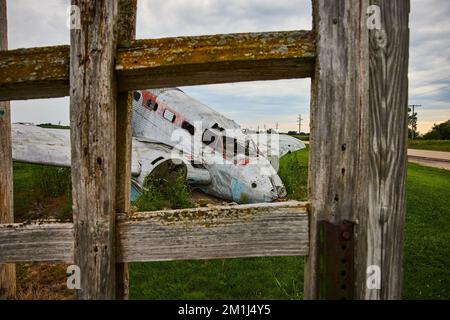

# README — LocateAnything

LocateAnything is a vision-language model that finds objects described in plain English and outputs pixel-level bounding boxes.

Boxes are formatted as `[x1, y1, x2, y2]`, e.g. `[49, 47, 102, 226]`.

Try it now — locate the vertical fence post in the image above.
[305, 0, 410, 300]
[115, 0, 137, 300]
[70, 1, 119, 299]
[0, 0, 16, 300]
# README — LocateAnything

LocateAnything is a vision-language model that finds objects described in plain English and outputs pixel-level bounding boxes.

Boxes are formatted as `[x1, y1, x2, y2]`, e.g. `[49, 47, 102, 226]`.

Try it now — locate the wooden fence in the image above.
[0, 0, 410, 300]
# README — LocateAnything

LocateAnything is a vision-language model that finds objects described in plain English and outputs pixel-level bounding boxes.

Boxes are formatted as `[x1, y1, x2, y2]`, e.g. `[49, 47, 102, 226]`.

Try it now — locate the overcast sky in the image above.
[6, 0, 450, 133]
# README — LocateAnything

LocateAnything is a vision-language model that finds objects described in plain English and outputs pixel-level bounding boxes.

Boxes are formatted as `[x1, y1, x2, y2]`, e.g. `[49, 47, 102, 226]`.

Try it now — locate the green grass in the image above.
[278, 147, 309, 201]
[130, 257, 304, 300]
[12, 149, 450, 299]
[130, 149, 450, 300]
[129, 148, 310, 300]
[133, 171, 194, 211]
[37, 123, 70, 130]
[408, 139, 450, 152]
[13, 163, 72, 221]
[403, 163, 450, 299]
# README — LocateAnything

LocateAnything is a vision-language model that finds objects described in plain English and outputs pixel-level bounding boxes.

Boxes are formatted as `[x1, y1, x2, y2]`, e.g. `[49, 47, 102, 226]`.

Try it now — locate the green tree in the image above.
[408, 107, 419, 139]
[423, 119, 450, 140]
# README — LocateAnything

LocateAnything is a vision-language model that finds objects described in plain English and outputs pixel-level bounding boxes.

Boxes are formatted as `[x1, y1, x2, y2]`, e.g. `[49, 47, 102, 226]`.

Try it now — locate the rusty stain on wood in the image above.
[0, 30, 315, 101]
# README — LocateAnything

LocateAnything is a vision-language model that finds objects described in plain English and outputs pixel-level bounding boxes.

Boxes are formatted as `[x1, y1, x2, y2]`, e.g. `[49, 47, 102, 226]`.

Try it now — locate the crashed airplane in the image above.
[11, 88, 305, 203]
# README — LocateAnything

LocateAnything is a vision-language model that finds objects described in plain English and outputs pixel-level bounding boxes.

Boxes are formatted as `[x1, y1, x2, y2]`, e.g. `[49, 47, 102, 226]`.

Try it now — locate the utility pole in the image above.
[408, 104, 422, 140]
[297, 114, 303, 134]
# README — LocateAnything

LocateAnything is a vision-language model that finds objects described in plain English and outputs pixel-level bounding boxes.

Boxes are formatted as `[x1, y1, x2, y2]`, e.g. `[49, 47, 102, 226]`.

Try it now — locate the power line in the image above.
[297, 114, 304, 134]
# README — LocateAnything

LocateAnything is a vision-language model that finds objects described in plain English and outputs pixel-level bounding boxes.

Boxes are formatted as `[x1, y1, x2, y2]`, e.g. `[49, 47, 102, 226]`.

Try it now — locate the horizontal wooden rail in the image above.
[0, 201, 309, 264]
[0, 221, 73, 263]
[0, 30, 315, 101]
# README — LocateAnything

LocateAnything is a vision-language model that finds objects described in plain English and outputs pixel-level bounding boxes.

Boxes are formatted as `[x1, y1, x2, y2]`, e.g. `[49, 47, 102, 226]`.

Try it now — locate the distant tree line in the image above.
[422, 119, 450, 140]
[37, 123, 70, 130]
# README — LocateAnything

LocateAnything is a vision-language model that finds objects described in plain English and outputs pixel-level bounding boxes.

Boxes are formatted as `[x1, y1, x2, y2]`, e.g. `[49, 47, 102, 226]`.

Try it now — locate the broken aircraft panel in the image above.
[11, 88, 305, 204]
[131, 88, 305, 203]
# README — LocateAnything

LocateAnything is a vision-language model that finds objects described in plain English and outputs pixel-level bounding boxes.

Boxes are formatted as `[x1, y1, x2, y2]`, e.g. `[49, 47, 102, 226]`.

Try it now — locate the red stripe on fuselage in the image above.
[141, 90, 184, 126]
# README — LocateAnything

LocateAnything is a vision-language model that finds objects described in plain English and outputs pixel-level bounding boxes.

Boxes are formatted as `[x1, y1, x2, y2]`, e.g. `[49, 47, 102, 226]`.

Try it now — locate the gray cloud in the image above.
[7, 0, 450, 133]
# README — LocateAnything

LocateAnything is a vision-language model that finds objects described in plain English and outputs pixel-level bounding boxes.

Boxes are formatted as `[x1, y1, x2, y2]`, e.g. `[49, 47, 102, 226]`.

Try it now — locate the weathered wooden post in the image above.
[305, 0, 410, 299]
[0, 0, 16, 300]
[70, 1, 119, 299]
[115, 0, 137, 300]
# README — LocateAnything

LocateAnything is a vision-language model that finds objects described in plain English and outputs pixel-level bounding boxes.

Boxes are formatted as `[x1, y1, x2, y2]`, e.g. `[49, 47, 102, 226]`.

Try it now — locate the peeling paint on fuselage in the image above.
[132, 88, 287, 203]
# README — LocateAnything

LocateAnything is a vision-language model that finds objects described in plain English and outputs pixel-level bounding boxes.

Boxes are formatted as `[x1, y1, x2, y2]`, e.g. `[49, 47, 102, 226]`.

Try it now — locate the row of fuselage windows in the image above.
[134, 91, 195, 136]
[133, 92, 251, 158]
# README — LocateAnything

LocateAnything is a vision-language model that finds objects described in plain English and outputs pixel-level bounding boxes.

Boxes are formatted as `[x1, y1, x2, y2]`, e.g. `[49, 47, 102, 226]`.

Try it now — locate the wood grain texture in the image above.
[0, 0, 16, 300]
[0, 202, 309, 264]
[362, 0, 410, 300]
[305, 0, 409, 300]
[117, 201, 309, 262]
[0, 222, 74, 263]
[305, 0, 369, 300]
[70, 0, 119, 300]
[115, 0, 137, 300]
[0, 30, 315, 101]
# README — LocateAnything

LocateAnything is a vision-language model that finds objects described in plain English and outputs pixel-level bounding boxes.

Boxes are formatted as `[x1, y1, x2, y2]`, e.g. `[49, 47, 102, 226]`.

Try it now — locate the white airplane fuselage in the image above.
[132, 88, 287, 203]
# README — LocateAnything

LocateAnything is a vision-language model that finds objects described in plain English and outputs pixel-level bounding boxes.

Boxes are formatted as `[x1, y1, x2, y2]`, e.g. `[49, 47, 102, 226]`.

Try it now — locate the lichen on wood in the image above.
[0, 30, 315, 101]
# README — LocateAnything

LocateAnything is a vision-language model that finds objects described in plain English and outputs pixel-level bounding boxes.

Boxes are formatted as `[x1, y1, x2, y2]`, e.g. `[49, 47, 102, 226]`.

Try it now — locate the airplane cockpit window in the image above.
[182, 121, 195, 135]
[246, 139, 260, 157]
[212, 123, 225, 132]
[223, 136, 248, 159]
[203, 128, 256, 161]
[202, 129, 218, 146]
[202, 129, 225, 157]
[133, 91, 141, 102]
[146, 99, 158, 111]
[163, 110, 176, 122]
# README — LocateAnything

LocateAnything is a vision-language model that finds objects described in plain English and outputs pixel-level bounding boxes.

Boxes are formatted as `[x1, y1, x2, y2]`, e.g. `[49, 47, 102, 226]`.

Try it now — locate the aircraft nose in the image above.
[269, 175, 287, 198]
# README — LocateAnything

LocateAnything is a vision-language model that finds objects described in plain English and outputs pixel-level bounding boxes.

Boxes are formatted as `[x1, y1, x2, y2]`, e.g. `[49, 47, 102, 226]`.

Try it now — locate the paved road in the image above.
[303, 141, 450, 170]
[408, 149, 450, 171]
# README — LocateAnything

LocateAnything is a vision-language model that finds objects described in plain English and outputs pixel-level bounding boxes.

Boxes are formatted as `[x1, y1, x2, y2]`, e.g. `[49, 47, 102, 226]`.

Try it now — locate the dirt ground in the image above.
[13, 190, 226, 300]
[408, 157, 450, 171]
[16, 263, 74, 300]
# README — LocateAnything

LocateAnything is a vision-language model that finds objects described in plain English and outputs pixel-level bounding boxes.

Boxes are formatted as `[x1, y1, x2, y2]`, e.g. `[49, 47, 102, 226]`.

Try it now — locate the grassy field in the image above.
[408, 139, 450, 152]
[12, 147, 450, 299]
[129, 148, 450, 300]
[130, 149, 309, 300]
[13, 163, 72, 222]
[403, 163, 450, 299]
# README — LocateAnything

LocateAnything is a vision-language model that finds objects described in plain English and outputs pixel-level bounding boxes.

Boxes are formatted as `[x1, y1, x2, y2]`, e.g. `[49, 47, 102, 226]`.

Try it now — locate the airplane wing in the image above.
[12, 124, 141, 175]
[249, 133, 306, 160]
[248, 133, 306, 172]
[278, 134, 306, 157]
[12, 123, 211, 190]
